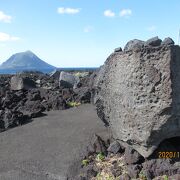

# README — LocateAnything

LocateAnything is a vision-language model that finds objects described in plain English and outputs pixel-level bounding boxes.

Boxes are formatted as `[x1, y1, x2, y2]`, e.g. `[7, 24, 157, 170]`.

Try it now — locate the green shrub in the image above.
[163, 175, 168, 180]
[81, 159, 89, 166]
[96, 152, 105, 161]
[139, 171, 147, 180]
[67, 101, 81, 107]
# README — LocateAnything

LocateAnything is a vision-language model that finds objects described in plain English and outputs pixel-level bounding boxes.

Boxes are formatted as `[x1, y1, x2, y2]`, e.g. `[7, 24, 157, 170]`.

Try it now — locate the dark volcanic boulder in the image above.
[0, 109, 25, 130]
[39, 88, 67, 111]
[124, 147, 144, 165]
[73, 87, 91, 103]
[59, 71, 79, 88]
[127, 164, 142, 179]
[11, 76, 36, 90]
[27, 89, 42, 101]
[50, 69, 60, 80]
[87, 134, 107, 155]
[162, 37, 175, 46]
[51, 97, 67, 110]
[1, 91, 23, 109]
[107, 140, 125, 154]
[145, 36, 162, 47]
[114, 47, 122, 52]
[94, 37, 180, 157]
[18, 100, 46, 118]
[124, 39, 144, 51]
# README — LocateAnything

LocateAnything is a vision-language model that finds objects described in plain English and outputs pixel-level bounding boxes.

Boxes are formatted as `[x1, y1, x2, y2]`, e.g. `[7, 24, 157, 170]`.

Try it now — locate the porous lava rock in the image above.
[94, 37, 180, 157]
[59, 71, 79, 88]
[10, 75, 36, 90]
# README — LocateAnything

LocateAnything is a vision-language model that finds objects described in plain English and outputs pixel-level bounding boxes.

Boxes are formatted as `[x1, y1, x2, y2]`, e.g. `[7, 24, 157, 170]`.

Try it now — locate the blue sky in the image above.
[0, 0, 180, 67]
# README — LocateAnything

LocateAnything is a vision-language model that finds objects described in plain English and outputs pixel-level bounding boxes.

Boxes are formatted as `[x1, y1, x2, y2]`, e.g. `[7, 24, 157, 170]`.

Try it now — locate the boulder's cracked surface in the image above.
[94, 37, 180, 157]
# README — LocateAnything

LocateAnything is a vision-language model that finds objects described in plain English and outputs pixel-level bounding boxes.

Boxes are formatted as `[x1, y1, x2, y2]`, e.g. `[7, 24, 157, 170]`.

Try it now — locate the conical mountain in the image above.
[0, 50, 55, 70]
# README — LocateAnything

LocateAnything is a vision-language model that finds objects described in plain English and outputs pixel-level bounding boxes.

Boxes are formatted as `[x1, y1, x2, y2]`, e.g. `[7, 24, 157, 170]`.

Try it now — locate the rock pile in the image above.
[77, 135, 180, 179]
[0, 71, 94, 131]
[94, 36, 180, 158]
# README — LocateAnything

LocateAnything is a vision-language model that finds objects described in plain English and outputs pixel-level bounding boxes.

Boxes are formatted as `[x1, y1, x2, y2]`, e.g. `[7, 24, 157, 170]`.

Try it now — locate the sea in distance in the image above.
[0, 67, 98, 75]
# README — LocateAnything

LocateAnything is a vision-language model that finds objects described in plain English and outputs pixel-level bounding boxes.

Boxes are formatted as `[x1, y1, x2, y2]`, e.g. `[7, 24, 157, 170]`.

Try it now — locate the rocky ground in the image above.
[76, 136, 180, 180]
[0, 70, 95, 132]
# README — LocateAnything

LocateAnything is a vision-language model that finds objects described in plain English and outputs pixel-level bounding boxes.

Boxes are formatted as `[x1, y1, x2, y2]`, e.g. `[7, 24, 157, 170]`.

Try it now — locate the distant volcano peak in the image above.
[0, 50, 56, 70]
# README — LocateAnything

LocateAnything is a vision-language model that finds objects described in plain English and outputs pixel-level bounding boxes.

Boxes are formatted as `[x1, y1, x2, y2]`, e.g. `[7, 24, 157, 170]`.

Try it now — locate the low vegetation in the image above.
[67, 101, 81, 107]
[82, 159, 89, 166]
[96, 152, 105, 161]
[139, 171, 147, 180]
[80, 152, 174, 180]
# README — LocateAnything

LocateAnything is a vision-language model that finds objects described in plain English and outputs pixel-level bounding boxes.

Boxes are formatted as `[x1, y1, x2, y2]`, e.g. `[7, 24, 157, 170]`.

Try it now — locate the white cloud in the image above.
[120, 9, 132, 18]
[147, 25, 157, 32]
[57, 7, 80, 14]
[84, 26, 94, 33]
[0, 32, 20, 42]
[0, 11, 12, 23]
[104, 10, 115, 17]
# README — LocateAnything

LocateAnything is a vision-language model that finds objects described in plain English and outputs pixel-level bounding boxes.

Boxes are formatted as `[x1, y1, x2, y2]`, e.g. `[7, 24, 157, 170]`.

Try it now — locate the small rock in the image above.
[162, 37, 175, 46]
[59, 71, 79, 88]
[62, 88, 74, 102]
[50, 69, 60, 80]
[88, 134, 107, 155]
[124, 146, 144, 165]
[35, 79, 41, 84]
[74, 87, 91, 103]
[20, 100, 46, 118]
[114, 47, 122, 52]
[119, 174, 131, 180]
[124, 39, 144, 51]
[11, 76, 36, 91]
[51, 97, 67, 110]
[111, 168, 122, 177]
[27, 89, 41, 101]
[79, 165, 97, 179]
[0, 109, 25, 130]
[107, 140, 125, 154]
[127, 164, 142, 179]
[145, 36, 162, 47]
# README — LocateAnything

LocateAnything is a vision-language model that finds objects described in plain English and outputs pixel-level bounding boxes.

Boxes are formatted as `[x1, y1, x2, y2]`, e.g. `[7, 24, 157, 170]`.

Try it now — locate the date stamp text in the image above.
[158, 152, 180, 159]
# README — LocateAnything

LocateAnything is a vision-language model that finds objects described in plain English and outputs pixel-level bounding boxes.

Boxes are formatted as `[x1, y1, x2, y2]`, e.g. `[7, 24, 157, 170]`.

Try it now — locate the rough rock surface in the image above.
[59, 71, 79, 88]
[94, 37, 180, 157]
[50, 69, 60, 80]
[87, 134, 108, 155]
[162, 37, 175, 46]
[0, 109, 27, 130]
[124, 147, 144, 165]
[124, 39, 144, 51]
[114, 47, 122, 52]
[145, 36, 162, 47]
[11, 76, 36, 90]
[107, 140, 124, 154]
